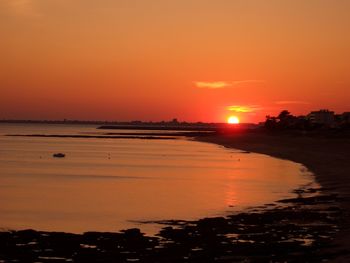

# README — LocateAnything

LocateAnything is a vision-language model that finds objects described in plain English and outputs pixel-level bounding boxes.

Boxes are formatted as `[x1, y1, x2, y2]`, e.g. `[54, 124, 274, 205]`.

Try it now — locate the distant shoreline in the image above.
[5, 134, 179, 140]
[0, 120, 258, 132]
[195, 131, 350, 262]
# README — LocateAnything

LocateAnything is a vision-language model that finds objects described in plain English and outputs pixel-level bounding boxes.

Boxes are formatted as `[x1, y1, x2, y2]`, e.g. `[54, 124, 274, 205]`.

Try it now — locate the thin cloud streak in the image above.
[275, 101, 311, 105]
[194, 81, 233, 89]
[194, 80, 264, 89]
[226, 105, 263, 113]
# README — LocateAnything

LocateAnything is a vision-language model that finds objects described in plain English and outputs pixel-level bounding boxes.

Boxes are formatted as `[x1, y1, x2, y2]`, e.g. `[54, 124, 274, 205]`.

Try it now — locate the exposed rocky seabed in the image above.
[0, 187, 346, 263]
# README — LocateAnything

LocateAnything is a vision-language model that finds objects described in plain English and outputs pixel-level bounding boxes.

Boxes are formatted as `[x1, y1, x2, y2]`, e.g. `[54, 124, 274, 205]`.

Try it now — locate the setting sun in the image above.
[227, 116, 240, 124]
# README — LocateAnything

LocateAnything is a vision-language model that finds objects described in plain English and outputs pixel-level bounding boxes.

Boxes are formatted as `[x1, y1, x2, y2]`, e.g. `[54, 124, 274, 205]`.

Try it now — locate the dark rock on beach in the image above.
[0, 188, 348, 262]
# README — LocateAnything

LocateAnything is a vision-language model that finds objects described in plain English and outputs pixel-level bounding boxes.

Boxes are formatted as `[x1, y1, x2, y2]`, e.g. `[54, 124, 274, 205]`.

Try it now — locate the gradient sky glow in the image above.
[1, 0, 349, 123]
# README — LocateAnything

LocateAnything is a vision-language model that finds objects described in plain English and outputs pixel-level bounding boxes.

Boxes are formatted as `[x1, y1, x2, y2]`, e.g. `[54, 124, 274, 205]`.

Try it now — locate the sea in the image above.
[0, 123, 318, 235]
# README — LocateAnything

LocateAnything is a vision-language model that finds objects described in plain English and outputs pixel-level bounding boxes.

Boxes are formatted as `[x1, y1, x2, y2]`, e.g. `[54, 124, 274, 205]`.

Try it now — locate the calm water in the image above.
[0, 123, 317, 234]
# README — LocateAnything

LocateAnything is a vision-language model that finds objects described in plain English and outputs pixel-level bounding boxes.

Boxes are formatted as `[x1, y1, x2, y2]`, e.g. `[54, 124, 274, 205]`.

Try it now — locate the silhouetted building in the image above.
[307, 110, 335, 126]
[341, 112, 350, 124]
[171, 118, 179, 124]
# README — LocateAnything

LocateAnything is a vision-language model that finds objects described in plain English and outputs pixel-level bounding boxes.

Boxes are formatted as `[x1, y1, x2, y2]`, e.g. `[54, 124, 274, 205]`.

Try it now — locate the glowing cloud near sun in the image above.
[194, 81, 232, 89]
[194, 80, 264, 89]
[226, 105, 262, 113]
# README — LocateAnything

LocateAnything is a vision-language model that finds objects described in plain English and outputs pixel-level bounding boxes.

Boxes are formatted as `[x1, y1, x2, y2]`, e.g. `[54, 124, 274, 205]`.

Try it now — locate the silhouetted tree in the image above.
[265, 110, 297, 130]
[265, 115, 278, 129]
[277, 110, 294, 129]
[277, 110, 291, 121]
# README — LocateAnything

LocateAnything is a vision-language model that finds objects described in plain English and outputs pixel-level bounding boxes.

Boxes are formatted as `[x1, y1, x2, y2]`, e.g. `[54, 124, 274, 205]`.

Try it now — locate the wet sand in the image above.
[196, 131, 350, 262]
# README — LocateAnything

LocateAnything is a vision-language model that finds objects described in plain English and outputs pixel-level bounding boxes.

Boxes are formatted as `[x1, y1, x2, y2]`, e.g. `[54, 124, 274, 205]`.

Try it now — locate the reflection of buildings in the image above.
[307, 110, 335, 126]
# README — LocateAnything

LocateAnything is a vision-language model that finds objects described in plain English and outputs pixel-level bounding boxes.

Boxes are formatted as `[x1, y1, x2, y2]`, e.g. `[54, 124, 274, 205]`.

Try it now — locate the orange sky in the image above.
[1, 0, 349, 123]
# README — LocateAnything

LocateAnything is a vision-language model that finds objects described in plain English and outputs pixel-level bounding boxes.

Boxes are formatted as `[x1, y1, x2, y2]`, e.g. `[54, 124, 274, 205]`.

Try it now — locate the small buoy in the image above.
[53, 153, 65, 158]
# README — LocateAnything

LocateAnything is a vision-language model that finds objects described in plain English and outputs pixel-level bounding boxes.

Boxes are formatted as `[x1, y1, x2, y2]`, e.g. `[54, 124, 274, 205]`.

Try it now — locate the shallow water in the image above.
[0, 123, 317, 234]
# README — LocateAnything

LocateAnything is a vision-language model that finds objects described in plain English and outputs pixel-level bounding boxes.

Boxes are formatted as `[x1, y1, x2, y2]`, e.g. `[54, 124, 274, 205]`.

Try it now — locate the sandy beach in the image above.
[196, 131, 350, 262]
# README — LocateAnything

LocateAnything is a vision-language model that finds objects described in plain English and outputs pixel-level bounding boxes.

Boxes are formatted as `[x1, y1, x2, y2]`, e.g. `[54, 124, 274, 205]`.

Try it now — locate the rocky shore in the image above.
[0, 187, 345, 262]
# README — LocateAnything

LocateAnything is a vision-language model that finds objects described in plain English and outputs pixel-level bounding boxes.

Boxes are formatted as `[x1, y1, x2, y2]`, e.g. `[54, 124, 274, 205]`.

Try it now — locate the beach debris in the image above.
[53, 153, 65, 158]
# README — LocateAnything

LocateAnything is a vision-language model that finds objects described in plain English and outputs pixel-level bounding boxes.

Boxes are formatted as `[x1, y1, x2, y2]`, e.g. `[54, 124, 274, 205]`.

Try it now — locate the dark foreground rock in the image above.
[0, 189, 348, 263]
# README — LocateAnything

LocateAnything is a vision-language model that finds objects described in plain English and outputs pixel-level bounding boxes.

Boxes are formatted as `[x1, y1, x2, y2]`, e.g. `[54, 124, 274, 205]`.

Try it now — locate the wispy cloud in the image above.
[275, 101, 310, 105]
[194, 80, 264, 89]
[194, 81, 232, 89]
[226, 105, 263, 113]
